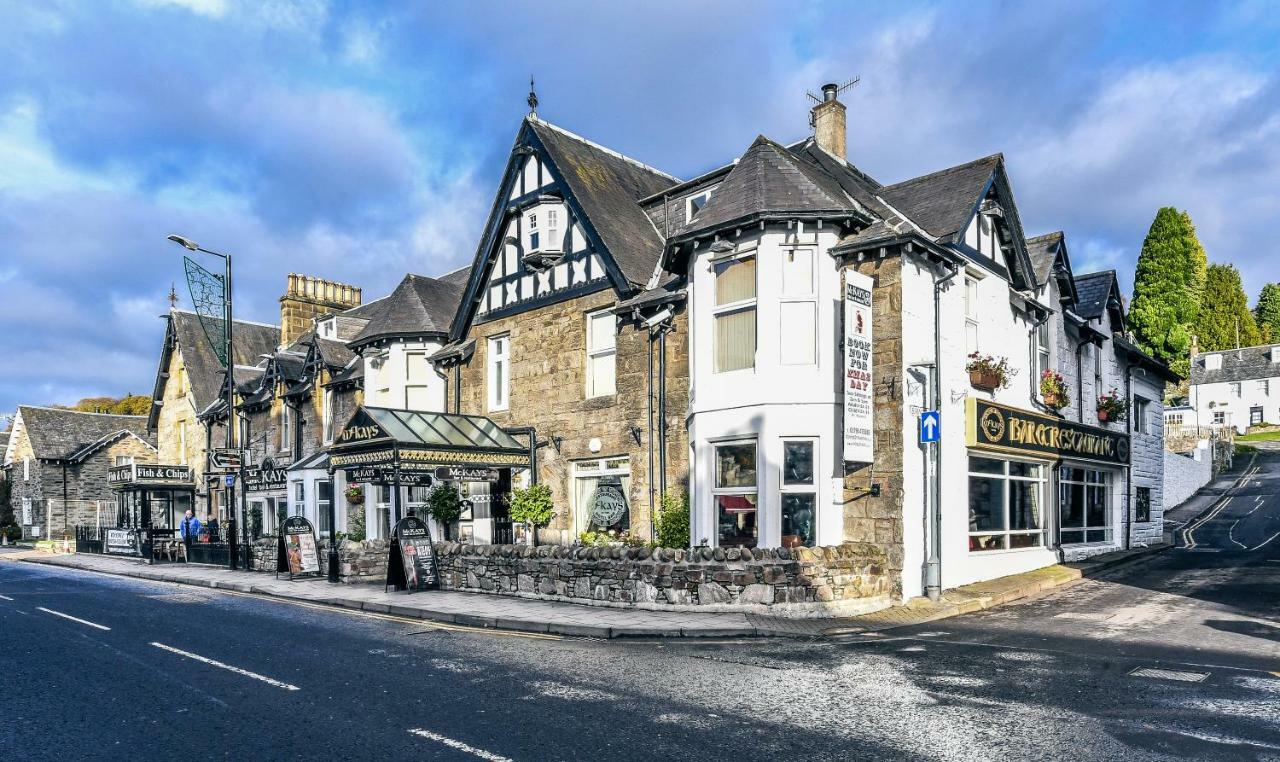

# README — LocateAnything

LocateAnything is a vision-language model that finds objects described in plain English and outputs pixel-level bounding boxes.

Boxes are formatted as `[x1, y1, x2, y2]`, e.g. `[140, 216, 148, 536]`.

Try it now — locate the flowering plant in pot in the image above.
[344, 486, 365, 505]
[1096, 389, 1128, 423]
[1039, 369, 1069, 410]
[966, 353, 1013, 391]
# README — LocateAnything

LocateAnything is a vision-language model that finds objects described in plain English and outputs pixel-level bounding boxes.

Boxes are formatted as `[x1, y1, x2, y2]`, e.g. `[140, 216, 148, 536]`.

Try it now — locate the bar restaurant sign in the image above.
[966, 399, 1130, 465]
[842, 269, 875, 463]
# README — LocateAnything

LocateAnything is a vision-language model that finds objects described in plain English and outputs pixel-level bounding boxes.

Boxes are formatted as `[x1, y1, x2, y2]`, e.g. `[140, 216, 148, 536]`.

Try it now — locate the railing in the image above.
[184, 541, 233, 566]
[74, 524, 105, 554]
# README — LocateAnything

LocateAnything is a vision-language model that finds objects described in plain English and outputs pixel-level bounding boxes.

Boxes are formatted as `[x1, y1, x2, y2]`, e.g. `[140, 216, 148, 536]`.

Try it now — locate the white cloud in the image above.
[134, 0, 229, 18]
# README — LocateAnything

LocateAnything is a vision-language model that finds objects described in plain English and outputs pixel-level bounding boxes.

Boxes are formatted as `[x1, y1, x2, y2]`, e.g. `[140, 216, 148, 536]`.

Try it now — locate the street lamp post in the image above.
[168, 234, 242, 572]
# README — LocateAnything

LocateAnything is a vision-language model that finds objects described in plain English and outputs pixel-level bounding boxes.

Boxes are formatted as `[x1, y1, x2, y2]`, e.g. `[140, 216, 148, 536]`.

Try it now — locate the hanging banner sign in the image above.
[244, 458, 287, 492]
[386, 516, 439, 593]
[105, 528, 141, 556]
[843, 270, 875, 463]
[967, 399, 1131, 465]
[277, 515, 320, 578]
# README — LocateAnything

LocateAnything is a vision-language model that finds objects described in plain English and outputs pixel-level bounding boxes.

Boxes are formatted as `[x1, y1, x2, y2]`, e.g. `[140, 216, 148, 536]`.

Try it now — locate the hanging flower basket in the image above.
[1097, 389, 1128, 424]
[344, 486, 365, 505]
[1039, 370, 1069, 411]
[966, 353, 1013, 392]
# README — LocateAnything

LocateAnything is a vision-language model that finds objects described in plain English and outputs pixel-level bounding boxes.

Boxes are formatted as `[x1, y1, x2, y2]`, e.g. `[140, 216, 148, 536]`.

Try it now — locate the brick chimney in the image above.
[279, 274, 362, 346]
[811, 83, 846, 160]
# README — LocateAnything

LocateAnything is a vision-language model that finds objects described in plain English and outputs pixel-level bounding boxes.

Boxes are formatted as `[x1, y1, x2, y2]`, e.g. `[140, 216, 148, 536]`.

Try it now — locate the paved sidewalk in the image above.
[5, 542, 1168, 640]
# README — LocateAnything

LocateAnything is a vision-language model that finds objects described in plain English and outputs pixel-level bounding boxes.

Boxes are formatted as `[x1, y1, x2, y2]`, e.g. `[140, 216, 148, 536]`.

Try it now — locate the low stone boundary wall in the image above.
[431, 542, 892, 617]
[1164, 448, 1212, 509]
[248, 537, 390, 582]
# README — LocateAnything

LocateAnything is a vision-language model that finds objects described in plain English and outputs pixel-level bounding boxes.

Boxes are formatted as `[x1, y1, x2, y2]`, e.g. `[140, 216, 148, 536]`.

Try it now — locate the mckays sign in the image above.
[967, 399, 1130, 465]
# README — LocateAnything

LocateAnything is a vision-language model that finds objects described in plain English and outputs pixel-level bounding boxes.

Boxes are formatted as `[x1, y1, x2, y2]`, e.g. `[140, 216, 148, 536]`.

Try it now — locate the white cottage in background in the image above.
[1188, 343, 1280, 433]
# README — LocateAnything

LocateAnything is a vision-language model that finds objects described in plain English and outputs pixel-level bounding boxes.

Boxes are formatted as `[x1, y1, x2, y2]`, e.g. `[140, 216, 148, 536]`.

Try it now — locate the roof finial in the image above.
[167, 282, 179, 309]
[527, 76, 538, 117]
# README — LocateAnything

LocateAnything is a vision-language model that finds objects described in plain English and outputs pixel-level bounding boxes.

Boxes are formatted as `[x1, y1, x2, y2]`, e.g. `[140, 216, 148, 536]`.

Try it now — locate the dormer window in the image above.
[525, 205, 561, 254]
[686, 188, 715, 223]
[1205, 354, 1222, 371]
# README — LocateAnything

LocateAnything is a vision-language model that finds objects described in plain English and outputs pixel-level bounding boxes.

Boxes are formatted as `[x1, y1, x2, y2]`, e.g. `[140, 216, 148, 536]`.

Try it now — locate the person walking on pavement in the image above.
[179, 510, 201, 559]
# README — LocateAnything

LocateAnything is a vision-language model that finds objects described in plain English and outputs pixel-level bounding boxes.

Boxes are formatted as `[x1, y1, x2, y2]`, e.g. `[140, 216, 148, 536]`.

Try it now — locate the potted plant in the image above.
[966, 353, 1013, 392]
[509, 483, 555, 546]
[1039, 369, 1069, 411]
[344, 486, 365, 505]
[1097, 389, 1128, 424]
[424, 483, 463, 541]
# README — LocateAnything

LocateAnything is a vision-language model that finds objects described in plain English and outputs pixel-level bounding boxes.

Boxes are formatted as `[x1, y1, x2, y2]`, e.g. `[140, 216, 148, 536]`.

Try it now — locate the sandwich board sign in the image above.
[386, 515, 439, 593]
[277, 516, 321, 579]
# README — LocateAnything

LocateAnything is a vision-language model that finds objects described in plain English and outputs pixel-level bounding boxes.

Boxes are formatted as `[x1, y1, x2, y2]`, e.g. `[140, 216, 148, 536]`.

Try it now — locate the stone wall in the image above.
[454, 288, 690, 543]
[249, 536, 389, 582]
[1164, 448, 1213, 510]
[843, 255, 905, 595]
[431, 541, 891, 617]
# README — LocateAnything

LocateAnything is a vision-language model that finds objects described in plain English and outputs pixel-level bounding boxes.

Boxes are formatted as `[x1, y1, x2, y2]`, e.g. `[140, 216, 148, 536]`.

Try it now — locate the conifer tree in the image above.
[1127, 208, 1207, 376]
[1197, 264, 1261, 351]
[1255, 283, 1280, 343]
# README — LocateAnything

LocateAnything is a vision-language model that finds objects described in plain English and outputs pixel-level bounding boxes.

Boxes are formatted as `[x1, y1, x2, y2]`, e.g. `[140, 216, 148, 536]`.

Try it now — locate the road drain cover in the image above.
[1129, 667, 1209, 683]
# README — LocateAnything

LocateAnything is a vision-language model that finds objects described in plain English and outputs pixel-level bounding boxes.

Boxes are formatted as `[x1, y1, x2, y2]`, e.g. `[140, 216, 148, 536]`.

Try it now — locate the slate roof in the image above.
[1190, 344, 1280, 385]
[528, 118, 677, 285]
[1026, 232, 1063, 286]
[1112, 334, 1181, 382]
[168, 310, 280, 415]
[877, 154, 1002, 243]
[350, 273, 467, 348]
[682, 135, 857, 235]
[1073, 271, 1120, 320]
[16, 406, 154, 462]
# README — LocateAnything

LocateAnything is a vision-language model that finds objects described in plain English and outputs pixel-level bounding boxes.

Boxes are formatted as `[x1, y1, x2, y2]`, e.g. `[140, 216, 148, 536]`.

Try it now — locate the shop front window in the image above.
[572, 457, 631, 534]
[1059, 466, 1112, 544]
[316, 480, 333, 537]
[780, 439, 816, 548]
[714, 441, 758, 548]
[967, 456, 1045, 552]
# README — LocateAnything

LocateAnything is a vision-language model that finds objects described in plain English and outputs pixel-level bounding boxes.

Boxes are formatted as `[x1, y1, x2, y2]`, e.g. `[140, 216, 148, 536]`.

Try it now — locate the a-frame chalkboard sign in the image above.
[386, 515, 440, 593]
[277, 516, 322, 580]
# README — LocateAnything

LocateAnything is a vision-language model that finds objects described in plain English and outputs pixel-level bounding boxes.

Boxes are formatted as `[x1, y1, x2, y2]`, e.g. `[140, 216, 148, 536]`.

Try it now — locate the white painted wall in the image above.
[687, 224, 844, 550]
[1163, 447, 1212, 510]
[1190, 371, 1280, 434]
[363, 340, 447, 411]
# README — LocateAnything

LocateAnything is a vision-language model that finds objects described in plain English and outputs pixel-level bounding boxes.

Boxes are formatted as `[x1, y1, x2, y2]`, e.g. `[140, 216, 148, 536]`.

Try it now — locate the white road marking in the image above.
[1229, 520, 1249, 549]
[36, 607, 110, 630]
[1252, 529, 1280, 552]
[407, 728, 513, 761]
[0, 594, 14, 601]
[150, 642, 300, 691]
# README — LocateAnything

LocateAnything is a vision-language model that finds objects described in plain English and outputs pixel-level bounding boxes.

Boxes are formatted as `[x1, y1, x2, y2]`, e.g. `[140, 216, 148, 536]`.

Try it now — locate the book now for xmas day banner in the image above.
[843, 270, 874, 464]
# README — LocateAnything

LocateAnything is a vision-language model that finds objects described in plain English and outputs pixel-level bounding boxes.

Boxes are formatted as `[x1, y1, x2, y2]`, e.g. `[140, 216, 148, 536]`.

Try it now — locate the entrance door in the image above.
[491, 470, 513, 544]
[1251, 407, 1264, 426]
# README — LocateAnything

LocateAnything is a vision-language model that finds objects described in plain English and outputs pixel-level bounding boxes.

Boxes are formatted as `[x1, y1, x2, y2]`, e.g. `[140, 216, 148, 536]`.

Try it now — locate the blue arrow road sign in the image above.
[919, 410, 941, 443]
[224, 474, 236, 487]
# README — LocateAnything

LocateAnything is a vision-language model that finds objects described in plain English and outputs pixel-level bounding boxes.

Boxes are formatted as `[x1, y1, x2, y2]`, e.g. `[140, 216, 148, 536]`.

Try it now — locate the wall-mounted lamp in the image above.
[550, 435, 563, 453]
[629, 426, 643, 446]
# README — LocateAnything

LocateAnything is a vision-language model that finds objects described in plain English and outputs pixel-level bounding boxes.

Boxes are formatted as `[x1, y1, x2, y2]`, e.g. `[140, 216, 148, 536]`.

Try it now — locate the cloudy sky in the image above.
[2, 0, 1278, 420]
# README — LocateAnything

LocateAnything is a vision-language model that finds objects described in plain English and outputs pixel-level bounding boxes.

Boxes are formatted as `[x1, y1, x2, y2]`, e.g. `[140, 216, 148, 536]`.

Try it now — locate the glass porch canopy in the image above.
[328, 406, 532, 477]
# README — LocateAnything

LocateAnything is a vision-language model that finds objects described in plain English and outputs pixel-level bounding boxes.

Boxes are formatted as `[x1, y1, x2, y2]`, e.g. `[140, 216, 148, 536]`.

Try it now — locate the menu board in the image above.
[277, 516, 320, 578]
[105, 528, 140, 556]
[386, 516, 439, 593]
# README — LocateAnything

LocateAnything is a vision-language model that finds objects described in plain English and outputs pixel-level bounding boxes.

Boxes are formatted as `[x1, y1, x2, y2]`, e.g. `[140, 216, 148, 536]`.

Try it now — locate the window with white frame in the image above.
[968, 456, 1046, 551]
[322, 389, 334, 444]
[779, 248, 816, 366]
[714, 440, 758, 548]
[1212, 410, 1226, 425]
[114, 455, 134, 467]
[526, 210, 539, 251]
[294, 481, 306, 517]
[546, 208, 561, 252]
[1166, 413, 1184, 425]
[1230, 382, 1241, 398]
[1035, 321, 1051, 380]
[1059, 466, 1112, 544]
[405, 351, 431, 409]
[1133, 396, 1149, 434]
[686, 188, 715, 222]
[488, 334, 510, 411]
[780, 439, 817, 547]
[525, 206, 561, 253]
[1258, 379, 1270, 396]
[712, 254, 757, 373]
[964, 277, 979, 354]
[279, 404, 292, 453]
[316, 480, 332, 537]
[585, 309, 616, 398]
[572, 457, 631, 533]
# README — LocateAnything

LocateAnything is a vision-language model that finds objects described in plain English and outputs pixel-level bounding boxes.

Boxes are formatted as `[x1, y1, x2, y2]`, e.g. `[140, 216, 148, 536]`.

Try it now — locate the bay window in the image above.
[967, 456, 1046, 551]
[779, 248, 816, 366]
[712, 254, 757, 373]
[714, 440, 758, 548]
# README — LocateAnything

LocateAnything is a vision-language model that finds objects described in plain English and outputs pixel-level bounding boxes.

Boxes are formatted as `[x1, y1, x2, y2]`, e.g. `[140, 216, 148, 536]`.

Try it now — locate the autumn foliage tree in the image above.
[1127, 208, 1207, 377]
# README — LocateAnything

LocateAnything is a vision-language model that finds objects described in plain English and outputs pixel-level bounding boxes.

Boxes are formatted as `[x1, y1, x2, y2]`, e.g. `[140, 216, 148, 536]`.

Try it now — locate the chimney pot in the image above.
[822, 83, 839, 102]
[811, 85, 847, 160]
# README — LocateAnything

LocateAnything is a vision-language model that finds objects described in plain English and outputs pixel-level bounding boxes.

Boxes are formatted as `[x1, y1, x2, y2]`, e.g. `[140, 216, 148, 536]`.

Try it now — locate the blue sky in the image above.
[2, 0, 1278, 420]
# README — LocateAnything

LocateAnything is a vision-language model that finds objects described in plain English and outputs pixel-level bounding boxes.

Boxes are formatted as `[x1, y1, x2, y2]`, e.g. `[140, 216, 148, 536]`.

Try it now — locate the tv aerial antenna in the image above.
[808, 76, 860, 128]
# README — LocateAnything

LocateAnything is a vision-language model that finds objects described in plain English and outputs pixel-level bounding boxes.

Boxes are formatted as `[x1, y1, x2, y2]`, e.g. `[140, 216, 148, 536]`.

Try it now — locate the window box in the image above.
[966, 353, 1012, 392]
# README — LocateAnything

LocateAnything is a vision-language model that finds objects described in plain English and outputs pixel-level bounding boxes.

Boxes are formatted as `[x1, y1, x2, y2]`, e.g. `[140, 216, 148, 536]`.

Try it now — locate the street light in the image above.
[168, 234, 243, 572]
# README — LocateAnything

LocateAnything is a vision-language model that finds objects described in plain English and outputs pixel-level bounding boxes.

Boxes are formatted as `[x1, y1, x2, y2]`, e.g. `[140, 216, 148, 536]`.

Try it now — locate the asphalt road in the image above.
[2, 458, 1278, 761]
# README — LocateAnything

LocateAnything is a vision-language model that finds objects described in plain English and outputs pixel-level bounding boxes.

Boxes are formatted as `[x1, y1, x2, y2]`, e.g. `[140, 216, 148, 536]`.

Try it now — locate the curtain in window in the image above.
[715, 308, 756, 372]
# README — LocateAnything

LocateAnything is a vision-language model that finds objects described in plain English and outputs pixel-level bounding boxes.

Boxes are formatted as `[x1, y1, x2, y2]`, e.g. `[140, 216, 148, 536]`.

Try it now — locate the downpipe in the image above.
[926, 263, 959, 602]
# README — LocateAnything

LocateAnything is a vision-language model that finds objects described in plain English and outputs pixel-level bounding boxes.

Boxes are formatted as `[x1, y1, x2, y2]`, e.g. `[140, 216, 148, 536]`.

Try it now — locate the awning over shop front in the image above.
[328, 407, 532, 480]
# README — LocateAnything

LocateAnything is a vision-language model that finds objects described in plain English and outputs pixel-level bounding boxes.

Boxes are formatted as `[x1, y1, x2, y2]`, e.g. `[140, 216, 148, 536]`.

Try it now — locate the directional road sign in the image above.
[919, 410, 941, 444]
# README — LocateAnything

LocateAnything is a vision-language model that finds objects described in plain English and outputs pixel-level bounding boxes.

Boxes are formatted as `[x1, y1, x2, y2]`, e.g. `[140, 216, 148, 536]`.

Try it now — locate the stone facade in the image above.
[155, 346, 203, 487]
[843, 255, 906, 594]
[278, 274, 361, 348]
[453, 287, 689, 543]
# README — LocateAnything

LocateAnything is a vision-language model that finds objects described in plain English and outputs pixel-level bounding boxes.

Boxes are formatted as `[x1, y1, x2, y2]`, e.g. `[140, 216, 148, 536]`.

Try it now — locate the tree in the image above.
[1196, 264, 1261, 351]
[54, 394, 152, 415]
[1127, 207, 1208, 377]
[1255, 283, 1280, 344]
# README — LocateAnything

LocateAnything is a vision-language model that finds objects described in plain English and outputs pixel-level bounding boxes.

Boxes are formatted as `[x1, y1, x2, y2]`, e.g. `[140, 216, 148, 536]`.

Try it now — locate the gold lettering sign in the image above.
[966, 399, 1130, 465]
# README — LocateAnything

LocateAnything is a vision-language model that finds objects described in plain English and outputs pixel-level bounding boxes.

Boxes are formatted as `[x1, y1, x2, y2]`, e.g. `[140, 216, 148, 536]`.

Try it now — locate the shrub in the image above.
[424, 484, 463, 537]
[509, 483, 555, 527]
[654, 492, 690, 548]
[578, 529, 647, 547]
